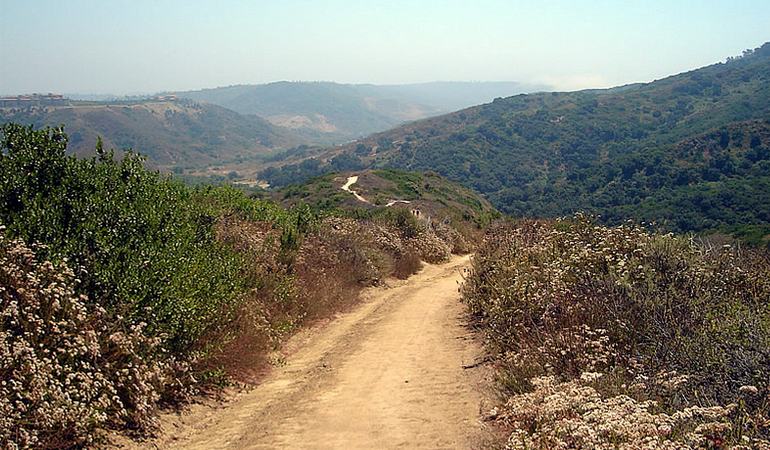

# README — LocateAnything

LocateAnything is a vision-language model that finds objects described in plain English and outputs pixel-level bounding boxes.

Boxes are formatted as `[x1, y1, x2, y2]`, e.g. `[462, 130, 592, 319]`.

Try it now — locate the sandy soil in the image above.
[123, 255, 492, 449]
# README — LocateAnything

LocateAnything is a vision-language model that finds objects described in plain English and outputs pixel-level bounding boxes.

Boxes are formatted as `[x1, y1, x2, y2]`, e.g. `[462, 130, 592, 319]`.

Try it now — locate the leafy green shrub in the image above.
[0, 124, 244, 354]
[464, 215, 770, 447]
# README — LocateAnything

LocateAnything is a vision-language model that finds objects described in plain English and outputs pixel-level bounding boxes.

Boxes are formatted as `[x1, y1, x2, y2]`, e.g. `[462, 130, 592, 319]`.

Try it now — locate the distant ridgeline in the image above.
[174, 81, 546, 143]
[261, 43, 770, 244]
[0, 82, 545, 175]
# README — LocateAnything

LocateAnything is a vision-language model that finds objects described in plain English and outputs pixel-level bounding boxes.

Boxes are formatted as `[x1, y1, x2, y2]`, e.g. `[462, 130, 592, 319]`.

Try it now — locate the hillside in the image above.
[0, 99, 299, 170]
[277, 169, 500, 239]
[262, 43, 770, 238]
[175, 81, 545, 142]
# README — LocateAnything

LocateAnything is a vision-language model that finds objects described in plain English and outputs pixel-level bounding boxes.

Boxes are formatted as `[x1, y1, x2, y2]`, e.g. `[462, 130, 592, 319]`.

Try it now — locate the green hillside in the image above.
[0, 99, 299, 170]
[277, 169, 500, 238]
[261, 43, 770, 240]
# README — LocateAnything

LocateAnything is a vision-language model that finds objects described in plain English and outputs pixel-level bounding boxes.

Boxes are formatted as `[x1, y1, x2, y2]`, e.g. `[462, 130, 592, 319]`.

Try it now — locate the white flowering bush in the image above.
[464, 215, 770, 447]
[313, 216, 422, 284]
[433, 219, 472, 254]
[407, 227, 452, 264]
[501, 375, 744, 449]
[0, 230, 179, 448]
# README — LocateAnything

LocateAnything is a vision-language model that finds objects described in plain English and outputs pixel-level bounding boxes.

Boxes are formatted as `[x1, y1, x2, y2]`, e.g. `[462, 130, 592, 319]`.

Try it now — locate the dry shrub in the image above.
[407, 225, 452, 264]
[366, 206, 453, 263]
[321, 216, 426, 281]
[363, 221, 422, 279]
[202, 215, 424, 383]
[433, 219, 472, 254]
[197, 297, 276, 385]
[391, 249, 423, 279]
[201, 217, 285, 383]
[0, 229, 178, 448]
[293, 219, 374, 319]
[464, 215, 770, 448]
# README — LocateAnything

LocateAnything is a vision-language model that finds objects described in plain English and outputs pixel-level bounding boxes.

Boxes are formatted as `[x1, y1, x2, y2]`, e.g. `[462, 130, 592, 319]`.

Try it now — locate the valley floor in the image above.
[122, 255, 492, 449]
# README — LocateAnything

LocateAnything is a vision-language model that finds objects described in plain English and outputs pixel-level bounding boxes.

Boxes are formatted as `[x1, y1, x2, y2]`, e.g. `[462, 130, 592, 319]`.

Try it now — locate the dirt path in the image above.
[340, 175, 412, 208]
[341, 175, 369, 203]
[136, 255, 491, 449]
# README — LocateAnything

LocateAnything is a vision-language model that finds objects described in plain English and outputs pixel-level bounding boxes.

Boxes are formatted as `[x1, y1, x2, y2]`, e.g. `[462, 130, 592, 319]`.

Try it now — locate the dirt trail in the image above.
[139, 255, 490, 449]
[341, 175, 369, 203]
[340, 175, 412, 208]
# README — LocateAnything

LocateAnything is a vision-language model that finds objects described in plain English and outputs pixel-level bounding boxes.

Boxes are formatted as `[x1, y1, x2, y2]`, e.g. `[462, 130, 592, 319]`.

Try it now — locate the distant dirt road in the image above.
[135, 255, 490, 449]
[341, 175, 369, 203]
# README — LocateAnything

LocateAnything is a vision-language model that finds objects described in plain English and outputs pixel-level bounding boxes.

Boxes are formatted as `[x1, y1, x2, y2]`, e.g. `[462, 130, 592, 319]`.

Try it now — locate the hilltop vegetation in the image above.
[175, 81, 544, 142]
[277, 169, 500, 238]
[262, 43, 770, 242]
[464, 216, 770, 448]
[0, 124, 477, 448]
[0, 99, 300, 171]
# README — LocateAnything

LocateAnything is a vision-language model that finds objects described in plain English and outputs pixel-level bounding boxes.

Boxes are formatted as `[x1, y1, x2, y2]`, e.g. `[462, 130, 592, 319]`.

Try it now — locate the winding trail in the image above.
[340, 175, 412, 208]
[341, 175, 369, 203]
[136, 255, 490, 449]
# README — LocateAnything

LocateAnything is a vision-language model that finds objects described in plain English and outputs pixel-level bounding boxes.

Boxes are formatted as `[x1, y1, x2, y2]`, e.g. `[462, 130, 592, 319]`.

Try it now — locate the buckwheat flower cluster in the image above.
[501, 375, 744, 449]
[463, 215, 770, 447]
[0, 229, 174, 448]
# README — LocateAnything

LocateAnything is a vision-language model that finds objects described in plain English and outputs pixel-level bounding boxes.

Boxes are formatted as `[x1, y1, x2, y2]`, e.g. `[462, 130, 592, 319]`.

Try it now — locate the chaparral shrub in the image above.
[464, 215, 770, 448]
[0, 230, 179, 448]
[0, 124, 245, 355]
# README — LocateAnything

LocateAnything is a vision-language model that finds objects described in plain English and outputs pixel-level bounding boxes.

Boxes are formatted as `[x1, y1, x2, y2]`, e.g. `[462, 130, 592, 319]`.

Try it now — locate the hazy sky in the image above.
[1, 0, 768, 95]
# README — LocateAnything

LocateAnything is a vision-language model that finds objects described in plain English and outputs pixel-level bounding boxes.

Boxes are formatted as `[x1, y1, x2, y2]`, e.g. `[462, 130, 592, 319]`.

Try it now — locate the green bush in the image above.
[0, 124, 244, 354]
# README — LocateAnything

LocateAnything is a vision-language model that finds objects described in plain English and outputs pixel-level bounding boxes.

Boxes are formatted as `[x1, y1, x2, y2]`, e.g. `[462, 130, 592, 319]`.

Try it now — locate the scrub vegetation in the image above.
[0, 124, 482, 448]
[463, 215, 770, 448]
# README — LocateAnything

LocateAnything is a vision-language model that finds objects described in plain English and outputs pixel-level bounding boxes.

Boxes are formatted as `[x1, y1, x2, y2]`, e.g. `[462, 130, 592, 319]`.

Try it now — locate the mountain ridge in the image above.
[174, 81, 547, 142]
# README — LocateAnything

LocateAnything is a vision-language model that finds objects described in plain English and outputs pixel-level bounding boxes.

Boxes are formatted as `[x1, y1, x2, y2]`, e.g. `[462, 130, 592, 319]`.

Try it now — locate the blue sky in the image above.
[1, 0, 768, 94]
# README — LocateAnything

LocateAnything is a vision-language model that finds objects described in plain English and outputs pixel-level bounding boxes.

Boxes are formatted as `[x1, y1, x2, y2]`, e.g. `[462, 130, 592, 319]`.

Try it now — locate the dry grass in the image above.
[201, 214, 434, 385]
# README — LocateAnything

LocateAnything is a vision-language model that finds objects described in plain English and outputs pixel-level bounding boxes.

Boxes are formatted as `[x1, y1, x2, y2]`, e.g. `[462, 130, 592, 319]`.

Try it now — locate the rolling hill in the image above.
[174, 81, 546, 142]
[277, 169, 500, 233]
[0, 99, 299, 170]
[261, 43, 770, 240]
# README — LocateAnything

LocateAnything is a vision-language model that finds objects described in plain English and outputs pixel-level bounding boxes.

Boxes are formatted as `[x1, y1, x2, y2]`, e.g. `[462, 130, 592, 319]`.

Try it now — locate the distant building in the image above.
[0, 93, 67, 108]
[153, 94, 177, 101]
